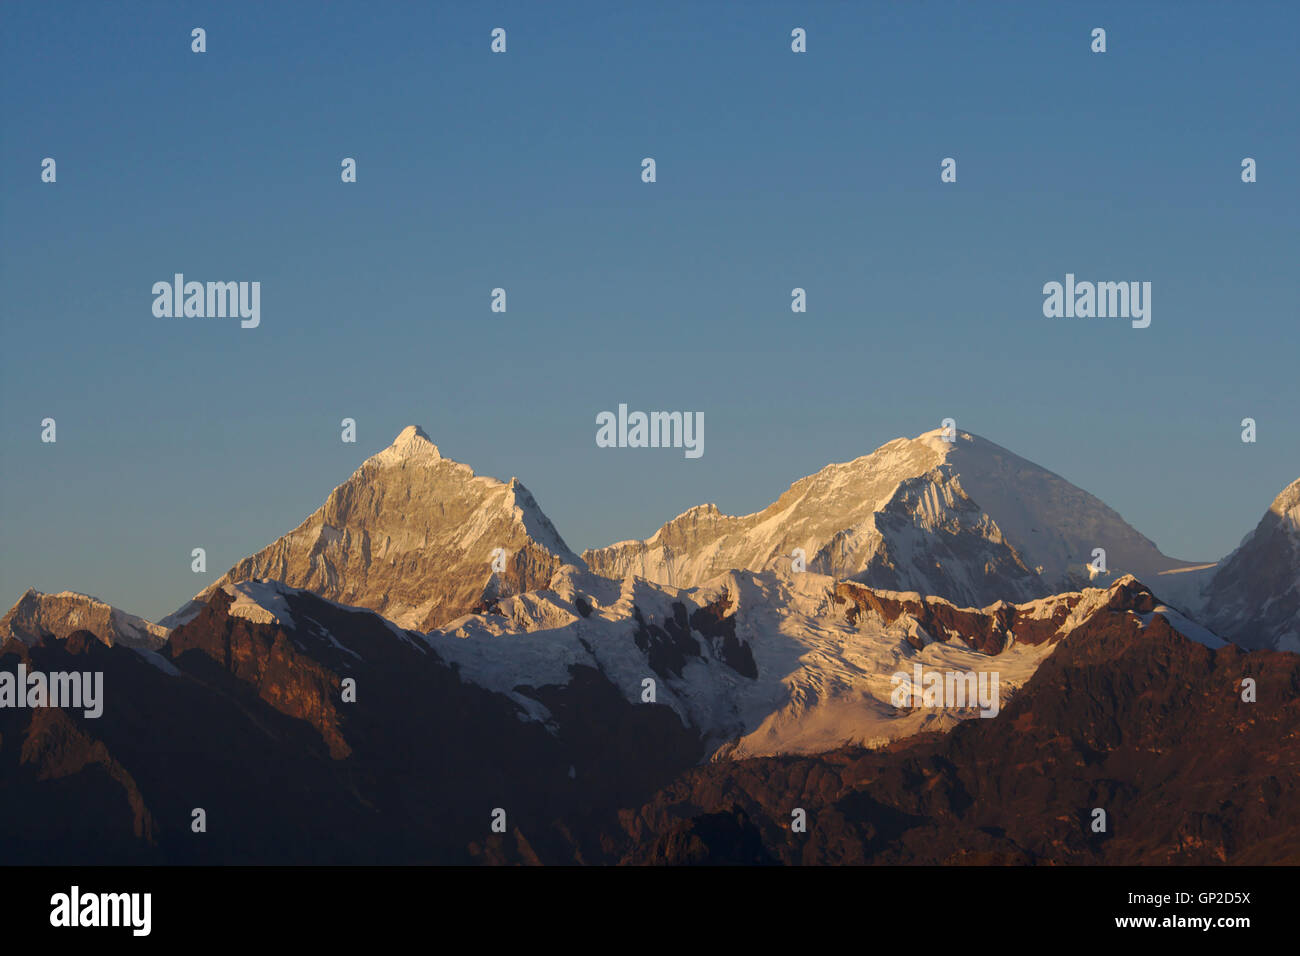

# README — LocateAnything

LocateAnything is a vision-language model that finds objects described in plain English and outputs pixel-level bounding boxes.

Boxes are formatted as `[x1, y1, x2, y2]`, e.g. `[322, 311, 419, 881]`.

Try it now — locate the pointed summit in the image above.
[398, 424, 431, 443]
[167, 424, 581, 631]
[377, 425, 441, 464]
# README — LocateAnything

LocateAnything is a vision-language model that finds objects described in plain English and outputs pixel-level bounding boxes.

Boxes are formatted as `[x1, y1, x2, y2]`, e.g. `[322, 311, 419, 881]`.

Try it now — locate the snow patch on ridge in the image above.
[222, 580, 299, 627]
[1137, 606, 1228, 649]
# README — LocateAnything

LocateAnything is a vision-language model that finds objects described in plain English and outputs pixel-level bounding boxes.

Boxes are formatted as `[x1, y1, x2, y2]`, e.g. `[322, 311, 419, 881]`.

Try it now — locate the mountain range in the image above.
[11, 423, 1290, 653]
[2, 425, 1296, 864]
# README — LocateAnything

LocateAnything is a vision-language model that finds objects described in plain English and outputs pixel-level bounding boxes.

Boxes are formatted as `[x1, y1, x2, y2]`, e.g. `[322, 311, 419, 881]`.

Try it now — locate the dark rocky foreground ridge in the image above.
[2, 579, 1295, 865]
[0, 589, 700, 864]
[609, 612, 1300, 866]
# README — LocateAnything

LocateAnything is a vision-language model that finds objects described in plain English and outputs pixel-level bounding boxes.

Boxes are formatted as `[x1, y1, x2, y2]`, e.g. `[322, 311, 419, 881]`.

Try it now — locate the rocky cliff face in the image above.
[164, 426, 582, 631]
[0, 589, 168, 650]
[583, 429, 1200, 607]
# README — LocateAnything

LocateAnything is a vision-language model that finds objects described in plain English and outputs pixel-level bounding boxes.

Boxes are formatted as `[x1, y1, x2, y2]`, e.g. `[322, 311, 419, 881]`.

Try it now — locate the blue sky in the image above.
[2, 0, 1297, 621]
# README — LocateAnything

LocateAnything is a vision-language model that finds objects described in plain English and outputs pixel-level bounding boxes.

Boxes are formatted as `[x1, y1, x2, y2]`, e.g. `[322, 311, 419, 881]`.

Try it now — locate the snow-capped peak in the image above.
[1197, 475, 1300, 652]
[1269, 477, 1300, 538]
[584, 425, 1200, 607]
[375, 425, 441, 464]
[174, 422, 580, 631]
[0, 588, 169, 649]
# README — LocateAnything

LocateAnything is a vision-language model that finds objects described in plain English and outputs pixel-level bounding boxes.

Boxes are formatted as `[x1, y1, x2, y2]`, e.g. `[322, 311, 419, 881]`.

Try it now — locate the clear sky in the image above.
[2, 0, 1297, 621]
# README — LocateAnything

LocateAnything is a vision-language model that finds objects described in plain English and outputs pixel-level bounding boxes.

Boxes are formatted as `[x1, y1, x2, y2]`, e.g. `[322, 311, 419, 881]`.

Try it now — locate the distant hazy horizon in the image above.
[3, 0, 1297, 621]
